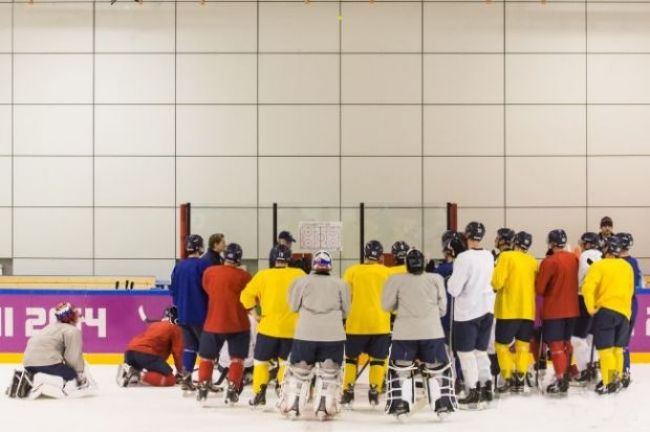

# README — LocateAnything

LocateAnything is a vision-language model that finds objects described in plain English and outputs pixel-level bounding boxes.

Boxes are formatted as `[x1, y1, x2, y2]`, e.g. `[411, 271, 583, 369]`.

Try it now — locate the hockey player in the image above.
[17, 302, 95, 399]
[197, 243, 252, 404]
[388, 240, 410, 274]
[240, 244, 305, 407]
[582, 235, 634, 395]
[617, 232, 642, 388]
[492, 231, 538, 394]
[493, 228, 516, 260]
[341, 240, 392, 407]
[280, 250, 350, 420]
[170, 234, 211, 391]
[435, 231, 466, 341]
[117, 306, 183, 388]
[535, 229, 579, 395]
[447, 222, 495, 409]
[383, 249, 456, 419]
[571, 232, 602, 384]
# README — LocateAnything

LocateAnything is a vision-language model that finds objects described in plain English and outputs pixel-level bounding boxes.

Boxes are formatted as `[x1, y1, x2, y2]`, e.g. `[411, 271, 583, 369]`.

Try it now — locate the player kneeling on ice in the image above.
[7, 302, 96, 399]
[382, 249, 457, 419]
[116, 306, 183, 387]
[279, 251, 350, 420]
[582, 236, 634, 395]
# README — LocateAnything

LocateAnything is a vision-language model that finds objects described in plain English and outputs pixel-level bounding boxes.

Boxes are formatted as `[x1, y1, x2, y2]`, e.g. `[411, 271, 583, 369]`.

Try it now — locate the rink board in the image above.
[1, 289, 650, 363]
[0, 289, 172, 363]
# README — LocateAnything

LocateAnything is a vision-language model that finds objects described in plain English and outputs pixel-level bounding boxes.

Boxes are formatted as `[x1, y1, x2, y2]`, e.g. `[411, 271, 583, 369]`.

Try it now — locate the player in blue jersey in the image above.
[170, 234, 211, 392]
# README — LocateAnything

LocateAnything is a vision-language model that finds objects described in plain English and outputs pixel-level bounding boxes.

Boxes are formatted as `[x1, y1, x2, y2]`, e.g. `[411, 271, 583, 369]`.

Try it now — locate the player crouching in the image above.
[279, 251, 350, 420]
[382, 249, 457, 420]
[582, 236, 634, 395]
[7, 302, 96, 399]
[116, 306, 183, 388]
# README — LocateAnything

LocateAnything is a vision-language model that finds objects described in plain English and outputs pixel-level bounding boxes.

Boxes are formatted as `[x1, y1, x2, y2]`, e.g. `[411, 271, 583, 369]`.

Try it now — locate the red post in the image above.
[179, 203, 191, 259]
[446, 202, 458, 231]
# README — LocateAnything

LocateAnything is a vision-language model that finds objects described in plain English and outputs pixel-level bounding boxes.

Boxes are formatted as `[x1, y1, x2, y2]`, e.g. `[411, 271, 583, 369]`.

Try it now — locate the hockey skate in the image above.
[224, 381, 240, 405]
[249, 384, 267, 408]
[458, 383, 481, 410]
[496, 377, 513, 395]
[435, 397, 455, 419]
[480, 380, 494, 406]
[546, 376, 569, 396]
[181, 373, 196, 395]
[340, 385, 355, 408]
[386, 399, 410, 418]
[116, 364, 139, 388]
[595, 379, 620, 395]
[512, 373, 527, 394]
[368, 384, 380, 407]
[196, 381, 210, 403]
[621, 370, 631, 389]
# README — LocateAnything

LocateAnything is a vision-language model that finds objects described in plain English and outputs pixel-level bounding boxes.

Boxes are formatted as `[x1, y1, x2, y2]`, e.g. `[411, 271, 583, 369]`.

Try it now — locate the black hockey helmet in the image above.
[514, 231, 533, 251]
[164, 305, 178, 324]
[465, 221, 486, 242]
[443, 231, 467, 258]
[364, 240, 384, 261]
[391, 241, 410, 264]
[616, 232, 634, 250]
[224, 243, 243, 265]
[605, 235, 623, 257]
[185, 234, 204, 254]
[496, 228, 516, 247]
[406, 249, 425, 275]
[270, 244, 292, 265]
[580, 232, 600, 249]
[547, 229, 567, 248]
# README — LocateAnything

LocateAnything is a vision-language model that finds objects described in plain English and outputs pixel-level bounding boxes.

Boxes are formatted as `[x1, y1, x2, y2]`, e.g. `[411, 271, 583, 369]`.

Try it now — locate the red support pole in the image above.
[446, 202, 458, 231]
[179, 203, 191, 259]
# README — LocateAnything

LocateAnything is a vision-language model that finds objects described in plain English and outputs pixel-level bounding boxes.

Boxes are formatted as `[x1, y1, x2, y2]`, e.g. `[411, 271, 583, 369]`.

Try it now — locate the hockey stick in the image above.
[535, 330, 544, 393]
[355, 360, 370, 381]
[137, 305, 160, 323]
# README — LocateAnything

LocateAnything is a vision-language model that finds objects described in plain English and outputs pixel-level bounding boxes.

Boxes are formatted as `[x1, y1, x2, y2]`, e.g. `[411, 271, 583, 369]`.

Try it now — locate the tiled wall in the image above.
[1, 1, 649, 279]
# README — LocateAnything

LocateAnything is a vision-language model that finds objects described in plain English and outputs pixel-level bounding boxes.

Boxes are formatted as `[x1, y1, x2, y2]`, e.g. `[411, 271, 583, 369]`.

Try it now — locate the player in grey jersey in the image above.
[382, 249, 457, 419]
[278, 250, 351, 421]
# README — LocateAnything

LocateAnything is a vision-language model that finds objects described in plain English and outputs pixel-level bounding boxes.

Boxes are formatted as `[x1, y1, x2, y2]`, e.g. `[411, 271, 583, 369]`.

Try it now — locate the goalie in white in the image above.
[6, 302, 96, 399]
[382, 249, 457, 419]
[278, 250, 351, 420]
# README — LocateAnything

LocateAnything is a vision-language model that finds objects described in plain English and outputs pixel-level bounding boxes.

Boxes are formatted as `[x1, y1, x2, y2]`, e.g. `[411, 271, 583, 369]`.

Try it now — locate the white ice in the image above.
[1, 364, 648, 432]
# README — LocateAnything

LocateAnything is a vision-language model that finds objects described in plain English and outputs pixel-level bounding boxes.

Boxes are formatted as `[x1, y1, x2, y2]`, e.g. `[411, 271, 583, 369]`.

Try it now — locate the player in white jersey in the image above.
[447, 222, 495, 409]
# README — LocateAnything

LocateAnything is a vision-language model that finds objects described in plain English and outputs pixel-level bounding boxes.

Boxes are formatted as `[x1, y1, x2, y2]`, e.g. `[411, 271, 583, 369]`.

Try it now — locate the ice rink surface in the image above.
[1, 364, 648, 432]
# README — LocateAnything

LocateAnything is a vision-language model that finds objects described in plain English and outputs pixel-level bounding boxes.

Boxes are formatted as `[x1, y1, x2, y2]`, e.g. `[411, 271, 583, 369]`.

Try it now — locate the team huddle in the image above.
[5, 218, 642, 422]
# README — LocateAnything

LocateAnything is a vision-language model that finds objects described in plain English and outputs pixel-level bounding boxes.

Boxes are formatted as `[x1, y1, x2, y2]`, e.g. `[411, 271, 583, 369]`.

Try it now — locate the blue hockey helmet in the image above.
[391, 241, 410, 264]
[465, 222, 486, 242]
[547, 229, 567, 248]
[514, 231, 533, 251]
[406, 249, 425, 275]
[616, 232, 634, 250]
[185, 234, 204, 254]
[270, 244, 292, 265]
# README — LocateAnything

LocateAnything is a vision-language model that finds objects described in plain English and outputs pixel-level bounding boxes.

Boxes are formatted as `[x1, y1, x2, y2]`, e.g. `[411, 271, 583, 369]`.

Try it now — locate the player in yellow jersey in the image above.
[491, 231, 538, 394]
[341, 240, 392, 407]
[582, 235, 634, 395]
[388, 241, 409, 275]
[240, 245, 306, 407]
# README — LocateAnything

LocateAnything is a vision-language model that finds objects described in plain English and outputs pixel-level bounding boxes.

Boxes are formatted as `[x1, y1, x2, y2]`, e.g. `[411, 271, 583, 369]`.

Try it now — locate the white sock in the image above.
[457, 351, 479, 391]
[475, 350, 492, 384]
[571, 336, 590, 371]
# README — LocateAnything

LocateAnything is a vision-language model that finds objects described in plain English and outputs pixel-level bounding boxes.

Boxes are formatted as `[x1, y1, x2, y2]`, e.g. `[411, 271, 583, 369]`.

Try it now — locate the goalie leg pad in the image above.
[424, 362, 458, 414]
[313, 359, 342, 417]
[5, 369, 33, 399]
[385, 360, 417, 415]
[29, 373, 66, 399]
[279, 362, 313, 417]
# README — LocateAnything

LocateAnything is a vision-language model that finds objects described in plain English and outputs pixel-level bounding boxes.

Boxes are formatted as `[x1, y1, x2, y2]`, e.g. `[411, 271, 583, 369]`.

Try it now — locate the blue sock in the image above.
[183, 350, 197, 374]
[623, 348, 631, 371]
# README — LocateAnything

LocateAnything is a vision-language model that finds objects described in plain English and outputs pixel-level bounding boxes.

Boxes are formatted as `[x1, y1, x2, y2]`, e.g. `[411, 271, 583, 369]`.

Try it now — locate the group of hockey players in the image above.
[6, 217, 643, 422]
